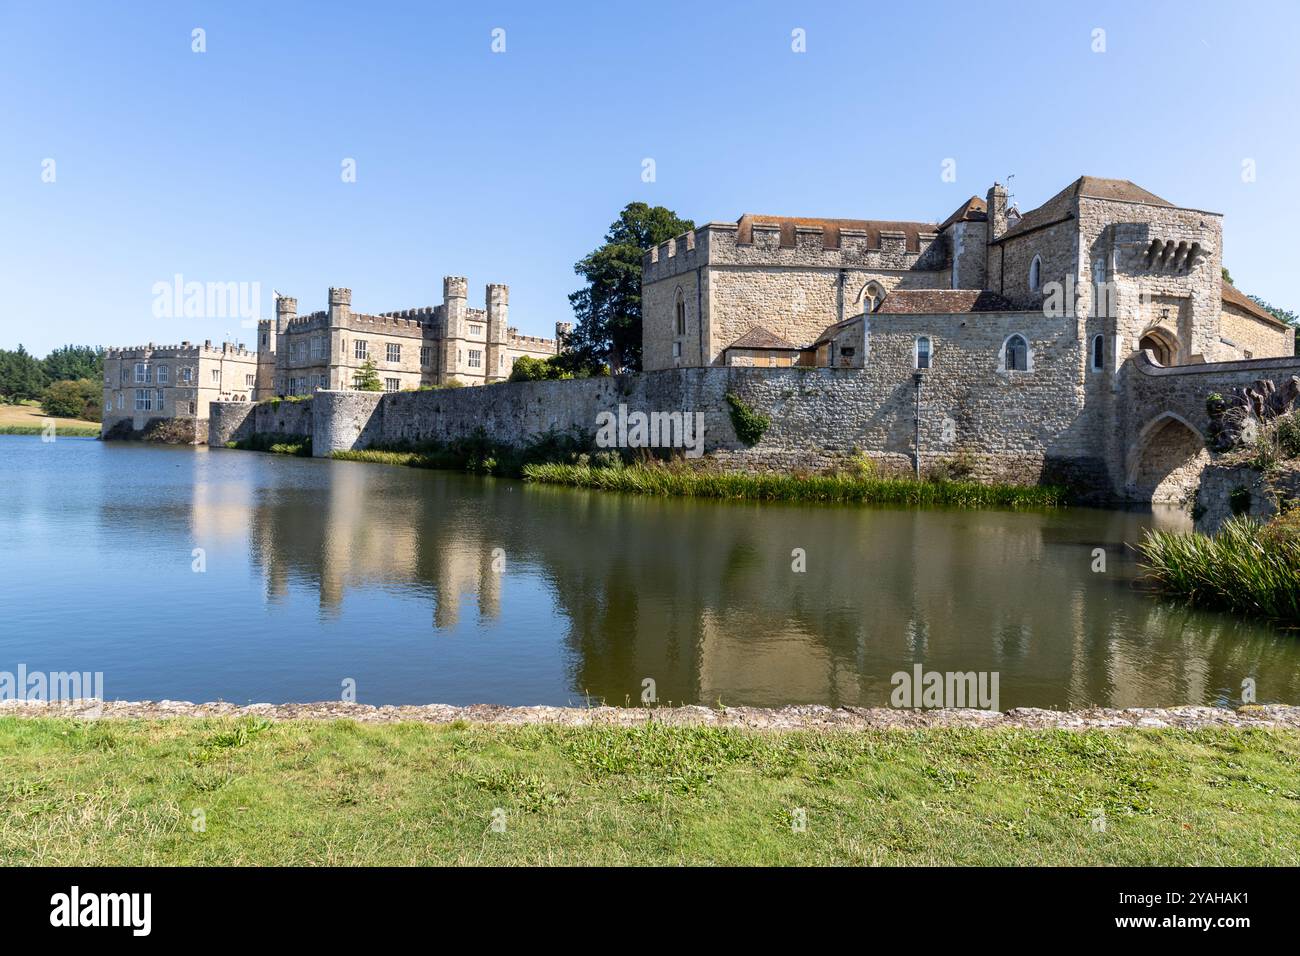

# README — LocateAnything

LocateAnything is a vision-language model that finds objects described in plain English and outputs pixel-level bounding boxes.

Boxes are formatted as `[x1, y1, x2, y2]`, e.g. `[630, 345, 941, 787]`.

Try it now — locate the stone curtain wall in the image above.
[216, 346, 1300, 500]
[209, 398, 314, 446]
[307, 314, 1100, 488]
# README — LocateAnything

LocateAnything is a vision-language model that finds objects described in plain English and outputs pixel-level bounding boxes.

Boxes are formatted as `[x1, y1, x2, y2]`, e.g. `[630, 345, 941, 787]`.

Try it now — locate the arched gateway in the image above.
[1125, 412, 1209, 503]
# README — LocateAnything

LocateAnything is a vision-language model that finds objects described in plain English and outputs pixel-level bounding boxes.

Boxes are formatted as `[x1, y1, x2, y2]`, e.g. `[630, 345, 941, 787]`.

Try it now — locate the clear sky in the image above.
[2, 0, 1298, 355]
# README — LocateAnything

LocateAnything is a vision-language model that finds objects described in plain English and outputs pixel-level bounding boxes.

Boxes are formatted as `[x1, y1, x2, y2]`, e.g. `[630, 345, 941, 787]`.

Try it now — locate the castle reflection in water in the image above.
[185, 452, 1298, 710]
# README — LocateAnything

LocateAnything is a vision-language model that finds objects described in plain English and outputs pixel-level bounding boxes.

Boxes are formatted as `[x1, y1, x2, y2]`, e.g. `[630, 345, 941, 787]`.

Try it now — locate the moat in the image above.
[3, 435, 1298, 709]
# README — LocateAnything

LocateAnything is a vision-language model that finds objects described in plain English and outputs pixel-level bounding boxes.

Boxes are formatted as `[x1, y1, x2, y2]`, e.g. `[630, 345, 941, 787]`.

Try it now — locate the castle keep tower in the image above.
[441, 276, 469, 381]
[277, 295, 298, 335]
[327, 288, 352, 388]
[485, 283, 509, 382]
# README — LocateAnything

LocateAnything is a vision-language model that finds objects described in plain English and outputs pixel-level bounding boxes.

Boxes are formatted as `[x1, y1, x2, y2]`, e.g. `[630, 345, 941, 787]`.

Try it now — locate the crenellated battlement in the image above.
[105, 340, 256, 359]
[507, 331, 557, 348]
[643, 216, 947, 284]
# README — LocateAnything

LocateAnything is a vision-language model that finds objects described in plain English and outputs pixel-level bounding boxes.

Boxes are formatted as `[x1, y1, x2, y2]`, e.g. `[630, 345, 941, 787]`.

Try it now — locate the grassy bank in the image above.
[0, 402, 98, 436]
[0, 401, 99, 436]
[1138, 514, 1300, 624]
[320, 429, 1065, 511]
[0, 424, 100, 437]
[523, 462, 1067, 509]
[2, 718, 1296, 865]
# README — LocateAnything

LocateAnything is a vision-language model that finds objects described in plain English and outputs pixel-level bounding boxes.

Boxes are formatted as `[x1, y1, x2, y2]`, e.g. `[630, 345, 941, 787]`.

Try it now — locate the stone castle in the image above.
[103, 276, 568, 435]
[642, 175, 1291, 372]
[257, 278, 568, 396]
[109, 173, 1300, 507]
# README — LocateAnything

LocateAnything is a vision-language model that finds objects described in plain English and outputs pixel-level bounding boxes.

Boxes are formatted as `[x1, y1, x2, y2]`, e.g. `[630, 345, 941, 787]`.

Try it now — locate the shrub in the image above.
[508, 355, 572, 382]
[926, 454, 978, 483]
[1276, 414, 1300, 459]
[331, 427, 593, 477]
[227, 433, 311, 456]
[725, 392, 770, 446]
[40, 378, 99, 421]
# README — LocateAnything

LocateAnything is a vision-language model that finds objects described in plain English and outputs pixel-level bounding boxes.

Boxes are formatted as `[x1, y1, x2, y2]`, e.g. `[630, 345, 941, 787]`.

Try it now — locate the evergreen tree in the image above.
[567, 202, 694, 373]
[0, 345, 46, 403]
[352, 358, 382, 391]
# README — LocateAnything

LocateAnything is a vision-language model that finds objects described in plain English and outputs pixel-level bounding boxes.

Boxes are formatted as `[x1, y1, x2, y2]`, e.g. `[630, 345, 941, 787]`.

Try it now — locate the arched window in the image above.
[862, 281, 885, 314]
[1028, 255, 1042, 292]
[674, 289, 686, 336]
[915, 336, 932, 370]
[1091, 334, 1104, 371]
[1003, 334, 1029, 372]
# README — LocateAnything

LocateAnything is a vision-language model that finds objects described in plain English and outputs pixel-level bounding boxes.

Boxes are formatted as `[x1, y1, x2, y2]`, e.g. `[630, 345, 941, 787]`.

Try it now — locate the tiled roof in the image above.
[1222, 280, 1292, 330]
[997, 176, 1173, 242]
[812, 315, 862, 346]
[873, 289, 1023, 314]
[939, 196, 987, 231]
[724, 326, 802, 351]
[736, 214, 937, 252]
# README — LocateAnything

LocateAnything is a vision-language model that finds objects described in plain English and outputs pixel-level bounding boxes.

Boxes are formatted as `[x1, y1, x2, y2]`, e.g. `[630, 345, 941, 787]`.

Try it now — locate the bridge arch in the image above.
[1125, 411, 1209, 503]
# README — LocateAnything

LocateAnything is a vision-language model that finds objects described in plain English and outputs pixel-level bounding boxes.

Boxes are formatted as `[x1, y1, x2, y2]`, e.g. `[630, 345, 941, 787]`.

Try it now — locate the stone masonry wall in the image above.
[1195, 462, 1300, 534]
[209, 398, 314, 446]
[302, 310, 1099, 488]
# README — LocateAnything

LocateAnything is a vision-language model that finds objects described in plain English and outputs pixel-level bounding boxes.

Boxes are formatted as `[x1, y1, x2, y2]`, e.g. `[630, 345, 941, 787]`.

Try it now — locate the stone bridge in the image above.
[1118, 353, 1300, 502]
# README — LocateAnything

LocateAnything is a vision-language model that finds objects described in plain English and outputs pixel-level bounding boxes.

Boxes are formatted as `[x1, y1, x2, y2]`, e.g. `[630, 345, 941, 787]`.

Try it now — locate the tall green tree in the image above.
[0, 345, 46, 403]
[43, 345, 104, 383]
[567, 202, 694, 374]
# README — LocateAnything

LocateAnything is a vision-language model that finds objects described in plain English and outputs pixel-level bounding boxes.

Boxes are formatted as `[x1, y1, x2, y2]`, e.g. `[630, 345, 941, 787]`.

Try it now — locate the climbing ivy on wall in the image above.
[725, 392, 770, 447]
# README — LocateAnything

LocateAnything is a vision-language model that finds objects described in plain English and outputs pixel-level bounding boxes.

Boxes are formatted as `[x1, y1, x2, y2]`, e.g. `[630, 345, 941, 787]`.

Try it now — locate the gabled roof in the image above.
[872, 289, 1022, 314]
[939, 196, 987, 231]
[736, 214, 937, 252]
[812, 315, 862, 346]
[1222, 280, 1293, 330]
[997, 176, 1174, 243]
[724, 325, 802, 351]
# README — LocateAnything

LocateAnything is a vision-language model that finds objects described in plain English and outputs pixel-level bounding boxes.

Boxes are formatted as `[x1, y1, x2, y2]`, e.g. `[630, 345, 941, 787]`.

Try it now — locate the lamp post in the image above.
[912, 370, 924, 479]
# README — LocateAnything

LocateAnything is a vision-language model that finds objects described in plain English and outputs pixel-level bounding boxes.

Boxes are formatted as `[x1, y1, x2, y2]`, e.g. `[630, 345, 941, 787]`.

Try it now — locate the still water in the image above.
[2, 436, 1297, 709]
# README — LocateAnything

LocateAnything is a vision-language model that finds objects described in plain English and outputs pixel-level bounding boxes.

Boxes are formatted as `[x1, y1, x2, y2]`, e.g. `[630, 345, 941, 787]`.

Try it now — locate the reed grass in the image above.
[1138, 514, 1300, 624]
[522, 462, 1067, 509]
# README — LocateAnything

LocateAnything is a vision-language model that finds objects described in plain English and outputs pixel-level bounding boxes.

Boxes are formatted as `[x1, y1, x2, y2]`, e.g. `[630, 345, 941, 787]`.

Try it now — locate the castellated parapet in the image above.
[643, 218, 947, 287]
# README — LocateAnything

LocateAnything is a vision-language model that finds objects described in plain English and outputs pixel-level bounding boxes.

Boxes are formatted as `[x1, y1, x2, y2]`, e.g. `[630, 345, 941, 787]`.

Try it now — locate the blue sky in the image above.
[1, 0, 1298, 355]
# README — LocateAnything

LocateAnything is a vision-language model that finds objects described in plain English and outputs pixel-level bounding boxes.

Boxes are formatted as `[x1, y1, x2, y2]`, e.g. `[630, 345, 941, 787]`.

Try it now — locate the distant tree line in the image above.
[0, 344, 104, 420]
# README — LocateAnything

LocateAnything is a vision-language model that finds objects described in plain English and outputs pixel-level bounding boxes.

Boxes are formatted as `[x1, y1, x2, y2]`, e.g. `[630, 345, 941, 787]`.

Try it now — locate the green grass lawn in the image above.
[0, 401, 99, 437]
[2, 718, 1297, 866]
